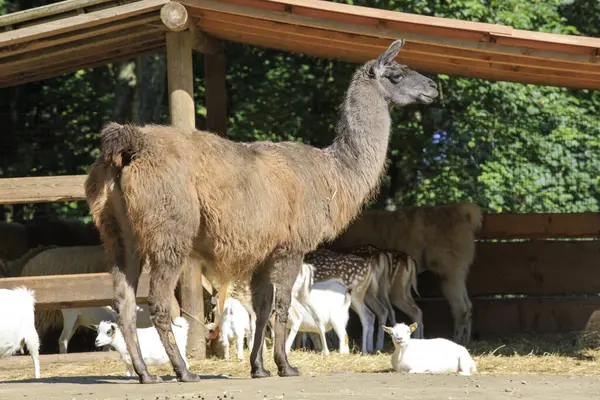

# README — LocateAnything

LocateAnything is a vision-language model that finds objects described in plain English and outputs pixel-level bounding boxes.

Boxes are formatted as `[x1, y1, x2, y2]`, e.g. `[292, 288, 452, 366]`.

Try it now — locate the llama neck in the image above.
[327, 74, 391, 206]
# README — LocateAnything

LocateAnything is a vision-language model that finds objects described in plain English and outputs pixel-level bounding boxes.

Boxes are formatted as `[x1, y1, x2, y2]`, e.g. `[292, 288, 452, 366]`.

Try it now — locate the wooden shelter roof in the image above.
[183, 0, 600, 90]
[1, 0, 600, 89]
[0, 0, 169, 88]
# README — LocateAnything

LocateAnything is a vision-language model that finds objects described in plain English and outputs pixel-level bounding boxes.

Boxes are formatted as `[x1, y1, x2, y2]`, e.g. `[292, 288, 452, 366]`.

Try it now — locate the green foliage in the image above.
[1, 0, 599, 221]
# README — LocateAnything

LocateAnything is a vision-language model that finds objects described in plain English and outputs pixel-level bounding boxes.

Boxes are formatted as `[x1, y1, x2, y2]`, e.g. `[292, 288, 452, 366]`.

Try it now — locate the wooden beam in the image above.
[160, 1, 189, 32]
[166, 25, 206, 358]
[417, 240, 600, 298]
[0, 0, 113, 28]
[0, 13, 161, 60]
[200, 24, 600, 90]
[0, 175, 86, 205]
[180, 257, 206, 359]
[204, 39, 227, 135]
[166, 28, 195, 129]
[190, 23, 219, 53]
[480, 212, 600, 239]
[198, 11, 600, 77]
[0, 272, 149, 310]
[184, 0, 600, 62]
[0, 272, 213, 310]
[0, 41, 166, 88]
[0, 0, 168, 49]
[0, 26, 165, 75]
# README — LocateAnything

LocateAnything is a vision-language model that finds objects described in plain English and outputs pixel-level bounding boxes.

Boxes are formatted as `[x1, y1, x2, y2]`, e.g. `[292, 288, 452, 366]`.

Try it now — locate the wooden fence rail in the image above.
[0, 271, 214, 310]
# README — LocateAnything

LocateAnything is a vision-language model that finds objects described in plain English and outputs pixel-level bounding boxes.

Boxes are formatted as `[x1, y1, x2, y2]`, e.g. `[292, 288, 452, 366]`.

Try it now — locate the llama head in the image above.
[368, 39, 438, 106]
[95, 320, 118, 347]
[383, 322, 418, 346]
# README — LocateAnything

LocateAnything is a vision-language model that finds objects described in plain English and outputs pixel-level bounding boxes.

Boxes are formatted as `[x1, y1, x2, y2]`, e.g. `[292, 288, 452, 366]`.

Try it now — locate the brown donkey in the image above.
[84, 39, 438, 383]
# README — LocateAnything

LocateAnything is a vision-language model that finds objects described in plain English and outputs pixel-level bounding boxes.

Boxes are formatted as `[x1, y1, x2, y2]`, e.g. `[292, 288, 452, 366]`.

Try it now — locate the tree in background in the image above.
[0, 0, 598, 221]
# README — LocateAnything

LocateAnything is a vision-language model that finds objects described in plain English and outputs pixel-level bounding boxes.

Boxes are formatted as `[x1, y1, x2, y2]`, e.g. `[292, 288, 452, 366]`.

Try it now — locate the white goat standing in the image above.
[383, 322, 476, 376]
[0, 287, 40, 379]
[60, 304, 152, 353]
[95, 317, 189, 377]
[285, 279, 351, 356]
[215, 297, 252, 362]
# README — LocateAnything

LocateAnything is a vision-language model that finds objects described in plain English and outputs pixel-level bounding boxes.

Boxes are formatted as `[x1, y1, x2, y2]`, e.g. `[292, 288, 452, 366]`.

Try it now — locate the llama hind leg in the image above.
[110, 236, 159, 383]
[147, 252, 200, 382]
[270, 254, 302, 377]
[250, 263, 275, 378]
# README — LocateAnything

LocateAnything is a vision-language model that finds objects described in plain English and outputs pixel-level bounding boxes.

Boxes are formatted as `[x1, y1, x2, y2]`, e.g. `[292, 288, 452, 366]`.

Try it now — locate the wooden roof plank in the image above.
[0, 13, 161, 60]
[205, 25, 600, 89]
[0, 40, 165, 88]
[198, 11, 600, 77]
[0, 0, 168, 48]
[0, 0, 114, 28]
[207, 0, 600, 51]
[0, 26, 164, 74]
[185, 0, 600, 64]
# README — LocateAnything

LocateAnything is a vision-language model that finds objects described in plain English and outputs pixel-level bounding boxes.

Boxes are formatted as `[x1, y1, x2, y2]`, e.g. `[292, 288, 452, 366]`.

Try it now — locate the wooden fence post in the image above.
[163, 2, 205, 360]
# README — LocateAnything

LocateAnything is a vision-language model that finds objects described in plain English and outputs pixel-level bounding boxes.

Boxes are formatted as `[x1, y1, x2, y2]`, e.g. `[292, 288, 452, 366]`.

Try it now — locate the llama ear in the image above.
[409, 322, 418, 333]
[372, 39, 405, 77]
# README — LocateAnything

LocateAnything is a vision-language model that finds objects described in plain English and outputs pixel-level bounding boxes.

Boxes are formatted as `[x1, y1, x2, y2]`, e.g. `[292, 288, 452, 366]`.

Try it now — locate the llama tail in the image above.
[100, 122, 147, 169]
[456, 202, 483, 234]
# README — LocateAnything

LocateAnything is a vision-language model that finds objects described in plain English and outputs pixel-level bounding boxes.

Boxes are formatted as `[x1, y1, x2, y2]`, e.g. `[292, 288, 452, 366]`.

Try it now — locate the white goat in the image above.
[285, 279, 352, 356]
[95, 317, 189, 377]
[60, 304, 152, 354]
[212, 297, 251, 362]
[383, 322, 476, 376]
[0, 287, 40, 379]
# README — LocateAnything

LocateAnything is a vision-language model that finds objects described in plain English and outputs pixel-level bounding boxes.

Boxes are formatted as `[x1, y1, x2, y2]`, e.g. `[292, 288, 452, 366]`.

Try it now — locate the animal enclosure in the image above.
[0, 0, 599, 370]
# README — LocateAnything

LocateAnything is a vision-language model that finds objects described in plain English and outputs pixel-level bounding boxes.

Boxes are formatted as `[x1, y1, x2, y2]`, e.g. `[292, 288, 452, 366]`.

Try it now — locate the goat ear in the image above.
[372, 39, 405, 77]
[409, 322, 418, 332]
[382, 325, 393, 334]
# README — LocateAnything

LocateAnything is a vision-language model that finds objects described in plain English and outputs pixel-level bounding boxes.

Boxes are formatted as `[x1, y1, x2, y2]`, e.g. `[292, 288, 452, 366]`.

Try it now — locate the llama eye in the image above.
[388, 75, 403, 84]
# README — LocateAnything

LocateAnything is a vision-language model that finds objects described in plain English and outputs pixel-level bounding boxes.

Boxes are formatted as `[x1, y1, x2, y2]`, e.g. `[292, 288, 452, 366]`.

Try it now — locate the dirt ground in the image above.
[2, 334, 600, 400]
[1, 372, 599, 400]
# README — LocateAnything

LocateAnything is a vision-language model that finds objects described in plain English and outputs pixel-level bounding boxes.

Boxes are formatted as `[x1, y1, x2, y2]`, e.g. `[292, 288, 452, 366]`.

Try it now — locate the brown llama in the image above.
[84, 39, 438, 383]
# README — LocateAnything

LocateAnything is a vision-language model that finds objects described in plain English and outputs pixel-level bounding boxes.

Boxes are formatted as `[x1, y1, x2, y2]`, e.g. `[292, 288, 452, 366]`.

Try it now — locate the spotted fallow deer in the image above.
[304, 249, 378, 354]
[343, 245, 422, 351]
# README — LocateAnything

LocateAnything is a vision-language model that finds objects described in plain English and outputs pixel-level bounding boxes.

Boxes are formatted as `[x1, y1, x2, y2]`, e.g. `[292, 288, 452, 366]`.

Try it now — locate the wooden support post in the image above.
[165, 4, 194, 129]
[164, 5, 205, 359]
[204, 41, 227, 135]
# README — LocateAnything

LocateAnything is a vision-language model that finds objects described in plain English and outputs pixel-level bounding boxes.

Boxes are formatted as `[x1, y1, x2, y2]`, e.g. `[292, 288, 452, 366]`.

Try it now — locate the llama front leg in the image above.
[250, 263, 275, 378]
[271, 254, 302, 377]
[147, 254, 200, 382]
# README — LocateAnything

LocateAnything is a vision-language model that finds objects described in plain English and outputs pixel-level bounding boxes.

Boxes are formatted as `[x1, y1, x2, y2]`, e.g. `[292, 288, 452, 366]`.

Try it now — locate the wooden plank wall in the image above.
[404, 213, 600, 339]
